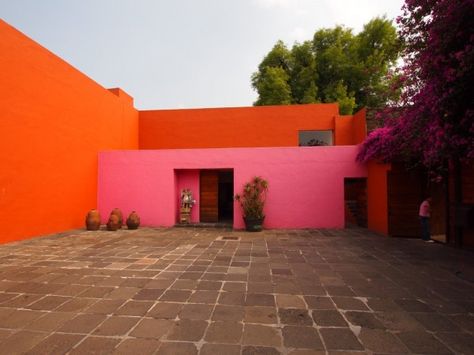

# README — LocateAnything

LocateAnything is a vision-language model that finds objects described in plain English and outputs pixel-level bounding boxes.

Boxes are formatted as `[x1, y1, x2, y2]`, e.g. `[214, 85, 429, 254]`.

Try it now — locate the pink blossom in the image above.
[358, 0, 474, 172]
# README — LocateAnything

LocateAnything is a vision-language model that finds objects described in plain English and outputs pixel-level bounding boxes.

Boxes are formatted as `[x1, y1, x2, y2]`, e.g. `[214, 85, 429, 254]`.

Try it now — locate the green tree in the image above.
[313, 26, 355, 101]
[251, 41, 292, 106]
[289, 41, 318, 104]
[323, 81, 356, 115]
[352, 17, 400, 109]
[252, 17, 400, 114]
[251, 66, 291, 106]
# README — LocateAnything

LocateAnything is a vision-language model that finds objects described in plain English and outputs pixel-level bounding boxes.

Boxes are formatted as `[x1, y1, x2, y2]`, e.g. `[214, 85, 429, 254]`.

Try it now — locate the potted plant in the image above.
[235, 176, 268, 232]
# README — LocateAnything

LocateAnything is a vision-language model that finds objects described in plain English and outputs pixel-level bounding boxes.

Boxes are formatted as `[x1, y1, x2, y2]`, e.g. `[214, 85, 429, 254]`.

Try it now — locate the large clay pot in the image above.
[126, 211, 140, 229]
[107, 214, 121, 231]
[243, 216, 265, 232]
[111, 208, 123, 228]
[85, 209, 101, 230]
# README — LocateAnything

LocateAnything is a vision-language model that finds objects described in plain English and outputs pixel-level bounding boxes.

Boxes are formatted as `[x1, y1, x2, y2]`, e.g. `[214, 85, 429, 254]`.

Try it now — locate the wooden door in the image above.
[200, 170, 218, 222]
[387, 166, 424, 237]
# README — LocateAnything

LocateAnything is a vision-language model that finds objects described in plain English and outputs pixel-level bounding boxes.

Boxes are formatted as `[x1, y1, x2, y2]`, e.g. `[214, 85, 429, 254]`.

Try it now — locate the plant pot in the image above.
[244, 217, 265, 232]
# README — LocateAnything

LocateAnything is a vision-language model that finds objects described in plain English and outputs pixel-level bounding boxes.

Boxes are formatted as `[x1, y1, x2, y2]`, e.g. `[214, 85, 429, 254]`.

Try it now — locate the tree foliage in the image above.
[357, 0, 474, 172]
[252, 66, 292, 106]
[252, 17, 400, 114]
[235, 176, 269, 219]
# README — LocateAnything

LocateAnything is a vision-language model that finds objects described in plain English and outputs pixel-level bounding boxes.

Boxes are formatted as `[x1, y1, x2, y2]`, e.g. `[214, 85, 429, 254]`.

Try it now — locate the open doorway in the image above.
[344, 178, 367, 228]
[218, 171, 234, 223]
[428, 179, 447, 243]
[386, 163, 446, 240]
[200, 170, 233, 223]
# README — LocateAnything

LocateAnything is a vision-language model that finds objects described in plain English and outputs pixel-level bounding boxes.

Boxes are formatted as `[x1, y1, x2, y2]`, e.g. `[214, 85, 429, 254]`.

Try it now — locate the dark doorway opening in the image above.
[200, 170, 233, 223]
[218, 171, 234, 223]
[344, 178, 367, 228]
[387, 163, 446, 240]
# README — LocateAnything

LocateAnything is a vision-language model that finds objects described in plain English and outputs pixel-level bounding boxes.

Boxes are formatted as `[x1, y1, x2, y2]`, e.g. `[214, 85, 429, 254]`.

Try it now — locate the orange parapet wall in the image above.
[139, 103, 355, 149]
[334, 108, 367, 145]
[352, 108, 367, 144]
[334, 115, 354, 145]
[367, 161, 391, 235]
[0, 20, 139, 243]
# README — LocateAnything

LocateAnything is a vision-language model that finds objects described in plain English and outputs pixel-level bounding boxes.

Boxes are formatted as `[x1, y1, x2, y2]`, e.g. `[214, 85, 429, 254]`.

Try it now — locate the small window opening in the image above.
[298, 130, 333, 146]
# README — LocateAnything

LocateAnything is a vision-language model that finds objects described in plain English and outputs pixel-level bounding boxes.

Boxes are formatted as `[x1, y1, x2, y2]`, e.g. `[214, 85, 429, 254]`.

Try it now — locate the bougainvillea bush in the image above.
[357, 0, 474, 173]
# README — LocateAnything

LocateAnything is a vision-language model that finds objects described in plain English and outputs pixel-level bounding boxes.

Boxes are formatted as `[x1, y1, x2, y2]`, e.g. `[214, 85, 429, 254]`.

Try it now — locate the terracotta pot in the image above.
[107, 214, 121, 231]
[126, 211, 140, 229]
[111, 208, 123, 227]
[85, 209, 101, 230]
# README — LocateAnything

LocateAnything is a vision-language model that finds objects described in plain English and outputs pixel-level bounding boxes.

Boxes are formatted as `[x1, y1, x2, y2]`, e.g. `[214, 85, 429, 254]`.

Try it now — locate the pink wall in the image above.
[98, 147, 366, 229]
[176, 170, 200, 223]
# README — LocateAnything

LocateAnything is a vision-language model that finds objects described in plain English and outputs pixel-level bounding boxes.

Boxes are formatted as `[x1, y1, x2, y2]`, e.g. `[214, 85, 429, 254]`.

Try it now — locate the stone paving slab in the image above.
[0, 227, 473, 354]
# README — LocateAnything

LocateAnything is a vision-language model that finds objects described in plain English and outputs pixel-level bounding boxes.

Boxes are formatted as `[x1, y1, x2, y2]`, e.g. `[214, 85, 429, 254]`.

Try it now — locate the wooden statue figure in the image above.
[181, 189, 195, 209]
[180, 188, 195, 224]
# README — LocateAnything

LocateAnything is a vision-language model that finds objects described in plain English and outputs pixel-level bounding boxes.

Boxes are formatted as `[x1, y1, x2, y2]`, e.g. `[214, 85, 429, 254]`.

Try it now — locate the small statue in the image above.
[180, 189, 196, 224]
[181, 189, 196, 209]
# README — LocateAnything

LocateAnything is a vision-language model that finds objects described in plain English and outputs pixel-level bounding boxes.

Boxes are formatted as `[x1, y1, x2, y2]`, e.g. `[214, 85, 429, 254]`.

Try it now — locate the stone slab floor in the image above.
[0, 227, 473, 354]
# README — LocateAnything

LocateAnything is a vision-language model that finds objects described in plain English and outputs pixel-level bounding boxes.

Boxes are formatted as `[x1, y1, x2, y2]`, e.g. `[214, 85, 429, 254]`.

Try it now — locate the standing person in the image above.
[419, 197, 434, 242]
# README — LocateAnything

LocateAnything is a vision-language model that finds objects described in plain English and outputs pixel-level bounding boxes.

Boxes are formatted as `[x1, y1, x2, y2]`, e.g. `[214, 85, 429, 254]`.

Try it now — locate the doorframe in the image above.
[199, 168, 234, 224]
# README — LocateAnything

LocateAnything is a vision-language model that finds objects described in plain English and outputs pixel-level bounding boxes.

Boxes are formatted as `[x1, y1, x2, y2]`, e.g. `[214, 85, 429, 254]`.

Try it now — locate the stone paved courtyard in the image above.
[0, 227, 473, 354]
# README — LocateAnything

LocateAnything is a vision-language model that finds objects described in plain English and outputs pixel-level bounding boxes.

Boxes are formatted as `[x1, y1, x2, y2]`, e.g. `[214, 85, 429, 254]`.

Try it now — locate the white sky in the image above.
[0, 0, 404, 109]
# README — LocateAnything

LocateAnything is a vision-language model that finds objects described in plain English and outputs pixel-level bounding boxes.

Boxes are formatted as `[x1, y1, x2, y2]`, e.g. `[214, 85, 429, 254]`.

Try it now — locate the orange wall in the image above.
[0, 20, 138, 243]
[367, 161, 391, 235]
[333, 109, 367, 146]
[140, 104, 352, 149]
[334, 115, 353, 145]
[352, 108, 367, 144]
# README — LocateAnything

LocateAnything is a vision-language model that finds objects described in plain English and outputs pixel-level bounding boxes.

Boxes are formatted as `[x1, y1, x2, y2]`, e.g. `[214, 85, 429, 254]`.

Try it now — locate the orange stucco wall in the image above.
[139, 104, 365, 149]
[352, 108, 367, 144]
[333, 109, 367, 145]
[0, 20, 138, 243]
[334, 115, 353, 145]
[367, 161, 391, 235]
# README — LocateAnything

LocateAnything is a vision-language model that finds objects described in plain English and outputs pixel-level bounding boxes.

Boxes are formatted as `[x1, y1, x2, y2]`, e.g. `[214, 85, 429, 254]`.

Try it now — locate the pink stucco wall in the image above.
[98, 147, 366, 229]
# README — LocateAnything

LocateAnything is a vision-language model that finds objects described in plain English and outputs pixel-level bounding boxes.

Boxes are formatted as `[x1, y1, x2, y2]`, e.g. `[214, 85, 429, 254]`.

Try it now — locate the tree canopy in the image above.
[357, 0, 474, 172]
[251, 17, 400, 114]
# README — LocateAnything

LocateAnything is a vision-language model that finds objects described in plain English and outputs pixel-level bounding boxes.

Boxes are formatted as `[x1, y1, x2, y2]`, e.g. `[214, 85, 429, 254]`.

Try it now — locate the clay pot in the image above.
[126, 211, 140, 229]
[111, 208, 123, 228]
[243, 216, 265, 232]
[85, 209, 101, 230]
[107, 214, 121, 231]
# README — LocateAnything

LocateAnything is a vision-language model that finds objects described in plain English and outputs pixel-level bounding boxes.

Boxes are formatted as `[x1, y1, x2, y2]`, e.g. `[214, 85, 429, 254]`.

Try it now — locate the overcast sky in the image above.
[1, 0, 404, 109]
